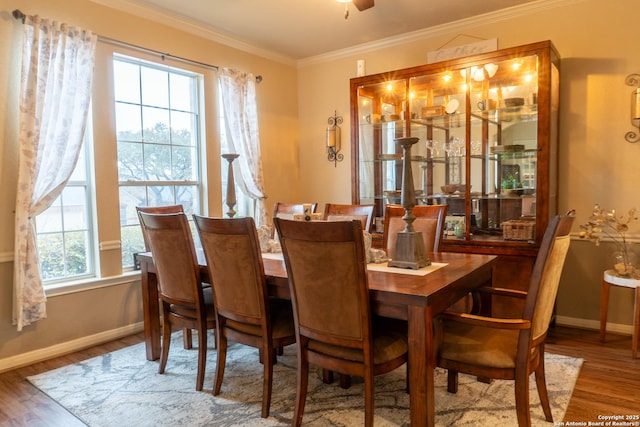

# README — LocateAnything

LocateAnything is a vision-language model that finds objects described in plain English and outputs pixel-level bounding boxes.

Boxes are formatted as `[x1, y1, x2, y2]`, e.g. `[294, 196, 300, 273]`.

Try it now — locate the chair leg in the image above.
[322, 368, 334, 384]
[262, 345, 274, 418]
[195, 324, 208, 391]
[293, 349, 309, 427]
[213, 333, 227, 396]
[363, 371, 375, 427]
[339, 374, 352, 389]
[514, 367, 532, 427]
[534, 350, 553, 422]
[447, 369, 458, 393]
[183, 328, 193, 349]
[159, 310, 172, 374]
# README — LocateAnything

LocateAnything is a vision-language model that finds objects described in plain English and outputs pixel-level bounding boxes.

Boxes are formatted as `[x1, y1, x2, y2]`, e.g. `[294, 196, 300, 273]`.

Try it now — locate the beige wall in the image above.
[296, 0, 640, 331]
[1, 0, 639, 367]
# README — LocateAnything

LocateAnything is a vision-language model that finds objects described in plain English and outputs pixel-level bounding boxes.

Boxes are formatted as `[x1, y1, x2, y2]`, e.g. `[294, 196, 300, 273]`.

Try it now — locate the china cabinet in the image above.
[350, 41, 560, 308]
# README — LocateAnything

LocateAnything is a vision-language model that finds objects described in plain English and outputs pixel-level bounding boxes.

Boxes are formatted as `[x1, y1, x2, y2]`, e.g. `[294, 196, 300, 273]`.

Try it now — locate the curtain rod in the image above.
[11, 9, 263, 83]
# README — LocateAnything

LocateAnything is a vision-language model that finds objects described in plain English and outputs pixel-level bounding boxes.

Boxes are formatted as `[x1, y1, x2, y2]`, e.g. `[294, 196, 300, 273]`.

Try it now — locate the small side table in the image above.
[599, 269, 640, 358]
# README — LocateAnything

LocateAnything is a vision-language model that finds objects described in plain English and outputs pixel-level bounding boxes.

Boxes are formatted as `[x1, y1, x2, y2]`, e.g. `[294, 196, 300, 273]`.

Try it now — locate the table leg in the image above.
[633, 287, 640, 359]
[600, 278, 611, 343]
[140, 265, 161, 361]
[408, 305, 433, 427]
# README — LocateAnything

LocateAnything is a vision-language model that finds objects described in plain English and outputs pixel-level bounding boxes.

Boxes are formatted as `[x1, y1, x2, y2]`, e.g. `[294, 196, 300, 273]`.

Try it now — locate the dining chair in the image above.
[270, 202, 318, 238]
[193, 215, 296, 418]
[136, 204, 196, 350]
[382, 204, 447, 260]
[436, 210, 575, 427]
[323, 203, 375, 232]
[274, 217, 408, 427]
[138, 212, 216, 391]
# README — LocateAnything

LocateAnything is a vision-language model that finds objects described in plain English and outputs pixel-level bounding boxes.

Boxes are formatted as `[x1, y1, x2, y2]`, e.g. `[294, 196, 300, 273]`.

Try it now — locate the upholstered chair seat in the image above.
[224, 299, 295, 339]
[439, 319, 522, 369]
[308, 328, 407, 364]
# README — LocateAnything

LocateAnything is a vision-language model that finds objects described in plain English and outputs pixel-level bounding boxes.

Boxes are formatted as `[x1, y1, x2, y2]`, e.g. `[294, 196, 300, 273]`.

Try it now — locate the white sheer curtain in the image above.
[218, 67, 268, 227]
[13, 15, 97, 331]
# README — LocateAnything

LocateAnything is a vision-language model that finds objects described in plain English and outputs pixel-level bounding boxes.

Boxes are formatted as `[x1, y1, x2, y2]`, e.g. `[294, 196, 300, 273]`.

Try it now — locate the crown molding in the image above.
[88, 0, 297, 66]
[297, 0, 584, 67]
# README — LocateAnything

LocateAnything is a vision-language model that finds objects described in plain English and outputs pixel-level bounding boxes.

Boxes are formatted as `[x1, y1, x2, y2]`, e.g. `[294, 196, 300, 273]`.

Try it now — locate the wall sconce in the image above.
[625, 73, 640, 143]
[327, 111, 344, 166]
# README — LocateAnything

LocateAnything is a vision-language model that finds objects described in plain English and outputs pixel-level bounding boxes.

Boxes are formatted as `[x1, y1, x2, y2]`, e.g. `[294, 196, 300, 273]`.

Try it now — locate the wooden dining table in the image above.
[135, 250, 496, 427]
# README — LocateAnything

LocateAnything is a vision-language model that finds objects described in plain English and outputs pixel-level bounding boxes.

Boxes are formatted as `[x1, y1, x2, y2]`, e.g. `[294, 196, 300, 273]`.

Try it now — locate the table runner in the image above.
[262, 252, 447, 276]
[367, 261, 447, 276]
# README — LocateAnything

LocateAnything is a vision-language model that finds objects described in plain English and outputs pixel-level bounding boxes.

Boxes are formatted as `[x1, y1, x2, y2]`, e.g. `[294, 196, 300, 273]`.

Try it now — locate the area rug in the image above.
[28, 332, 583, 426]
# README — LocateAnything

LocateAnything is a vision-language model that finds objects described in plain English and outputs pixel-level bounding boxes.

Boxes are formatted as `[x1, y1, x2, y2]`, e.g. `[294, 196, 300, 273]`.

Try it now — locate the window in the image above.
[36, 134, 94, 282]
[114, 55, 203, 268]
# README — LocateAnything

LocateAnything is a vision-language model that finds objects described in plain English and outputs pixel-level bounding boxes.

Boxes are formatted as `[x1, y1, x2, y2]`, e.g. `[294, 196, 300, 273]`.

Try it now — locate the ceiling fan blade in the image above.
[352, 0, 375, 11]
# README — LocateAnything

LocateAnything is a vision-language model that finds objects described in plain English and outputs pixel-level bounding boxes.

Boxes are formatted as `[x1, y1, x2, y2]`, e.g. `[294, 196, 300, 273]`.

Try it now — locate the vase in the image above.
[611, 250, 637, 277]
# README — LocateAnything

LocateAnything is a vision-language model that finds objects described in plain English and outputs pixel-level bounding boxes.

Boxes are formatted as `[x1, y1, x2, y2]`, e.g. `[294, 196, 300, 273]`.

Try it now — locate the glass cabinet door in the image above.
[408, 69, 468, 238]
[357, 79, 407, 212]
[467, 54, 540, 243]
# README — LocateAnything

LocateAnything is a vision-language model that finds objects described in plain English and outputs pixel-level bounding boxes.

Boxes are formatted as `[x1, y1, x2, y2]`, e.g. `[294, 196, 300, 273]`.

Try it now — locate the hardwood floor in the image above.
[545, 326, 640, 423]
[0, 326, 638, 426]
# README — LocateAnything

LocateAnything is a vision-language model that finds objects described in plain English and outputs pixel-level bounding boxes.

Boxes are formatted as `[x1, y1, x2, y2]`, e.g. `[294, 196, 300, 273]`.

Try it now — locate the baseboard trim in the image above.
[555, 315, 633, 336]
[0, 322, 144, 374]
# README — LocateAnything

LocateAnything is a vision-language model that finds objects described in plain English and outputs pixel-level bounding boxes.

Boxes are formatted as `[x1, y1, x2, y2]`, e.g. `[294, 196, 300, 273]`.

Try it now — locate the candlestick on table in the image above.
[388, 137, 430, 269]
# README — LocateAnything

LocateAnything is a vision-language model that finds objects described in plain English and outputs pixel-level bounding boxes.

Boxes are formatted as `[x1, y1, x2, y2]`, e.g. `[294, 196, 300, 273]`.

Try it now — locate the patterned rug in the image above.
[28, 332, 582, 426]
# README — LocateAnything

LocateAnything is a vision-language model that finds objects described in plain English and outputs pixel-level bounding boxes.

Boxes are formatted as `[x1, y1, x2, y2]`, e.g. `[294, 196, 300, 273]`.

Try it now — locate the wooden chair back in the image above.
[323, 203, 375, 232]
[136, 205, 184, 251]
[271, 202, 318, 238]
[383, 204, 447, 259]
[276, 218, 370, 346]
[194, 215, 267, 326]
[525, 210, 575, 342]
[138, 212, 200, 306]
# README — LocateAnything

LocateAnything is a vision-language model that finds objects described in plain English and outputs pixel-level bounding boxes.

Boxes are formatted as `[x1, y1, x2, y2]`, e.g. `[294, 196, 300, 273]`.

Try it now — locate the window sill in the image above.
[45, 270, 141, 297]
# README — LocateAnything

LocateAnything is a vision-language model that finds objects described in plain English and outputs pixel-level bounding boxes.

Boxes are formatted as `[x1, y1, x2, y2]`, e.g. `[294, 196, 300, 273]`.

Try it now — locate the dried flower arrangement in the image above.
[579, 204, 638, 277]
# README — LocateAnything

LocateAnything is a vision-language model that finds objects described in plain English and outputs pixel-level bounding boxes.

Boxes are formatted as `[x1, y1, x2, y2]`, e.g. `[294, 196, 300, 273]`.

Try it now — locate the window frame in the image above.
[37, 119, 96, 286]
[114, 53, 206, 269]
[35, 41, 224, 293]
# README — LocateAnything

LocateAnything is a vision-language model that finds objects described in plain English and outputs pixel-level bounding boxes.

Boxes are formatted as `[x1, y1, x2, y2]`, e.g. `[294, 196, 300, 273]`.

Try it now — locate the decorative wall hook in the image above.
[625, 73, 640, 143]
[326, 111, 344, 166]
